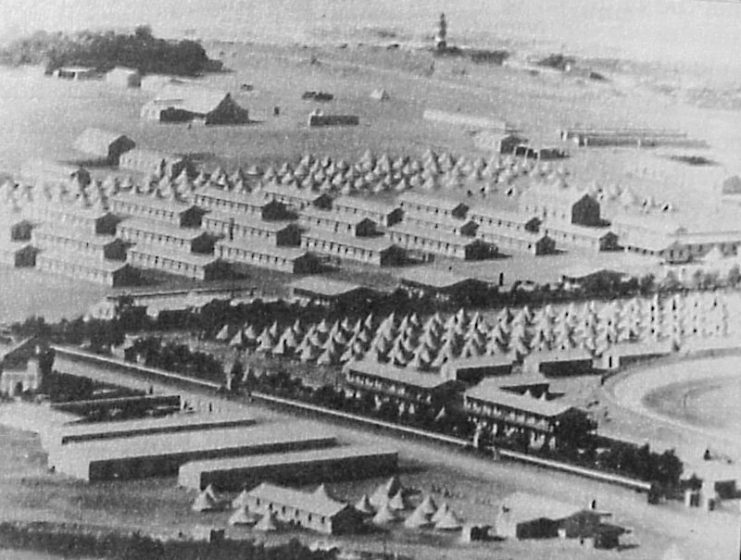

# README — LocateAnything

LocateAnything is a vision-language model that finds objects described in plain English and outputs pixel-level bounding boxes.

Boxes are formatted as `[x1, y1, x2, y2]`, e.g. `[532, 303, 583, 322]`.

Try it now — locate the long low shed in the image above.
[41, 412, 256, 451]
[49, 424, 336, 481]
[178, 445, 398, 491]
[51, 394, 181, 416]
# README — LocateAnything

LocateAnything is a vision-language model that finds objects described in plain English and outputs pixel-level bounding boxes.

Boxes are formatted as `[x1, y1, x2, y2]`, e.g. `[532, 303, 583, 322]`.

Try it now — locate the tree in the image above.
[552, 409, 597, 454]
[654, 449, 683, 487]
[133, 25, 153, 41]
[638, 273, 655, 295]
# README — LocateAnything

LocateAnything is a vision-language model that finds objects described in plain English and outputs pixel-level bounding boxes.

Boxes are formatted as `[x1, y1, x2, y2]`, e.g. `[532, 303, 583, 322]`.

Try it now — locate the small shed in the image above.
[370, 88, 390, 101]
[307, 113, 360, 127]
[106, 67, 142, 88]
[53, 66, 97, 80]
[0, 242, 37, 268]
[496, 492, 610, 540]
[522, 348, 594, 376]
[474, 132, 526, 154]
[73, 128, 136, 165]
[142, 86, 249, 125]
[9, 219, 34, 241]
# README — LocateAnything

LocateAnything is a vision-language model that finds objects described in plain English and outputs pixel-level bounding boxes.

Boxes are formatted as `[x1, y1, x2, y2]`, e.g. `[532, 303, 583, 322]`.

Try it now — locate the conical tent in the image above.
[314, 484, 336, 501]
[417, 495, 437, 516]
[215, 324, 231, 341]
[371, 503, 398, 525]
[204, 484, 219, 501]
[388, 489, 408, 511]
[404, 505, 433, 528]
[192, 490, 219, 512]
[355, 493, 375, 515]
[229, 505, 258, 526]
[370, 88, 390, 101]
[232, 489, 250, 509]
[431, 502, 451, 523]
[254, 511, 279, 532]
[370, 476, 401, 508]
[435, 508, 463, 530]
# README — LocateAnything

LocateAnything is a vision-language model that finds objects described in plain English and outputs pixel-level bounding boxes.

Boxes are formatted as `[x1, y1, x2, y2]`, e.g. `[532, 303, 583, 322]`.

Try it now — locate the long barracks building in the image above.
[215, 239, 321, 274]
[301, 229, 405, 266]
[193, 187, 291, 220]
[109, 193, 205, 228]
[202, 210, 301, 246]
[118, 218, 215, 254]
[126, 245, 229, 281]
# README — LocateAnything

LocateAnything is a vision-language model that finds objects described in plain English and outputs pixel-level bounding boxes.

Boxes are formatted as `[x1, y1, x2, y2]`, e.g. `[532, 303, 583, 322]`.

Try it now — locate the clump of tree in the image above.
[125, 337, 223, 382]
[0, 25, 221, 76]
[596, 443, 683, 488]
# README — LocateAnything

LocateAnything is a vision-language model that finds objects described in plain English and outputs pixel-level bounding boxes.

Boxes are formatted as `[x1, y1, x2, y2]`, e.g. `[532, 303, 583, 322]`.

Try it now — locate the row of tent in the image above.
[193, 477, 465, 532]
[218, 291, 733, 371]
[0, 145, 552, 214]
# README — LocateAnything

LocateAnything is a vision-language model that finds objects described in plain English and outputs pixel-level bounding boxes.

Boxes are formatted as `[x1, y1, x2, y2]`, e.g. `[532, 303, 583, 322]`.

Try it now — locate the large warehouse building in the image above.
[178, 445, 398, 491]
[49, 424, 336, 481]
[40, 412, 256, 451]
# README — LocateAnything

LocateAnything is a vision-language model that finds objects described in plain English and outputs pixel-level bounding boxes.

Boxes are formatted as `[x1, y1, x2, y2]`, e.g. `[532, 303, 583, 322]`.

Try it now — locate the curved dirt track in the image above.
[610, 355, 741, 460]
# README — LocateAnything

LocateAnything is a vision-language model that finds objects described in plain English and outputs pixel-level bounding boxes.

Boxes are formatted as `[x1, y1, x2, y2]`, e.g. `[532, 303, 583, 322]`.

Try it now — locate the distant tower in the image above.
[435, 13, 447, 52]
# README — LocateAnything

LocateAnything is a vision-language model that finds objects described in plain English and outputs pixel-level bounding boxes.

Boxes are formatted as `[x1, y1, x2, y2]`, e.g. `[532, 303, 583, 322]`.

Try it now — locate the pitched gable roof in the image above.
[247, 482, 351, 518]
